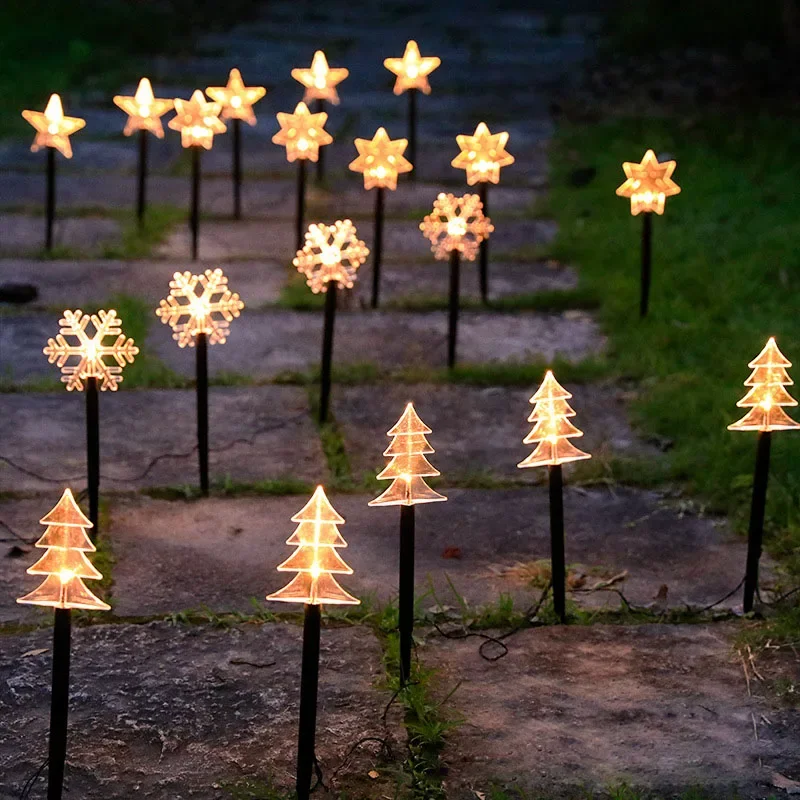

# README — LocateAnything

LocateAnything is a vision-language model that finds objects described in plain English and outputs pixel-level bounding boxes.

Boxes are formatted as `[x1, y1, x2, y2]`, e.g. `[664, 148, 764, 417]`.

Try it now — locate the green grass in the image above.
[102, 205, 185, 260]
[142, 476, 314, 501]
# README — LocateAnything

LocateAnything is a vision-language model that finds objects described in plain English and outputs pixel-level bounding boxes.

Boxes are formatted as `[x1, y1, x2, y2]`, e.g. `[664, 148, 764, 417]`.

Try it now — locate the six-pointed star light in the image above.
[384, 40, 441, 95]
[349, 127, 413, 190]
[272, 102, 333, 162]
[206, 68, 266, 126]
[168, 90, 227, 149]
[451, 122, 515, 185]
[291, 51, 349, 105]
[615, 149, 681, 215]
[420, 192, 493, 261]
[22, 94, 85, 159]
[293, 219, 369, 293]
[113, 77, 174, 138]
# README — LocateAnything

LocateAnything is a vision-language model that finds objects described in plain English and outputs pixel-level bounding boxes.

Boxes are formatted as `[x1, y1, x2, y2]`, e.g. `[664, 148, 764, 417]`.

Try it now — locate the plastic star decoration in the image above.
[294, 220, 369, 293]
[349, 127, 413, 190]
[22, 94, 85, 159]
[206, 68, 266, 126]
[420, 192, 493, 261]
[384, 40, 441, 95]
[113, 77, 174, 138]
[43, 309, 139, 392]
[616, 149, 681, 215]
[451, 122, 515, 185]
[156, 268, 244, 348]
[272, 102, 332, 163]
[291, 51, 349, 105]
[168, 90, 226, 149]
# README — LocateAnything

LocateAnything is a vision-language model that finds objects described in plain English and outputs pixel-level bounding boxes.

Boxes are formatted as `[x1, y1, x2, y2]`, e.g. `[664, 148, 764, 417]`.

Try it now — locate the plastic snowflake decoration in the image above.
[293, 220, 369, 293]
[156, 268, 244, 348]
[420, 192, 493, 261]
[43, 309, 139, 391]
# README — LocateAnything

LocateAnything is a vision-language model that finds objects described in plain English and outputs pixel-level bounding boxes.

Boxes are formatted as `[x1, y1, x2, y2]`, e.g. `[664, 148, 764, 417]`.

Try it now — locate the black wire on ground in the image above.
[19, 756, 47, 799]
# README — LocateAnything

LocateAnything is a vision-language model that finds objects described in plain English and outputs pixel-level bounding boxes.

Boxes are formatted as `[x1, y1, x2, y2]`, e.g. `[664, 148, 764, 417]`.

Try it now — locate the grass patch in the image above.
[307, 387, 353, 490]
[277, 271, 325, 310]
[102, 205, 185, 260]
[142, 476, 314, 501]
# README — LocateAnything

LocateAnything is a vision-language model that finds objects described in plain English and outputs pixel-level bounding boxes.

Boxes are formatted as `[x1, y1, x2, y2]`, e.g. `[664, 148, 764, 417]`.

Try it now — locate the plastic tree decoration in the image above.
[294, 220, 369, 293]
[292, 51, 349, 105]
[729, 338, 800, 432]
[168, 90, 226, 149]
[273, 102, 332, 163]
[206, 68, 266, 126]
[17, 489, 109, 611]
[616, 149, 681, 216]
[518, 371, 592, 468]
[349, 127, 413, 190]
[452, 122, 515, 185]
[113, 78, 173, 138]
[420, 192, 493, 261]
[44, 309, 139, 392]
[156, 268, 244, 348]
[370, 403, 447, 507]
[384, 40, 441, 95]
[268, 486, 359, 606]
[22, 94, 85, 158]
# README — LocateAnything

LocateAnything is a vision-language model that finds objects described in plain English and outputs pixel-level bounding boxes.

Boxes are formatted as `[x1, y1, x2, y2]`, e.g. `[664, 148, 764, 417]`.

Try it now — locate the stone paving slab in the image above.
[425, 624, 799, 799]
[0, 621, 400, 799]
[0, 215, 121, 257]
[0, 386, 324, 493]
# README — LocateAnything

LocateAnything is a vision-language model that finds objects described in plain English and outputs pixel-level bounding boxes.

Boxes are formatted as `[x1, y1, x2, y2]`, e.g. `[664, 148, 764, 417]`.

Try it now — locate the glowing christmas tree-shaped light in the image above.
[113, 78, 174, 138]
[22, 94, 85, 159]
[292, 51, 349, 105]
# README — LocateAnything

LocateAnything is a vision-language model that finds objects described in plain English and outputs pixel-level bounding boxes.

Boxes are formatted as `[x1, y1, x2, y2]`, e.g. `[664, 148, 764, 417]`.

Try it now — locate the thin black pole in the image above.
[399, 504, 415, 686]
[549, 464, 566, 624]
[47, 607, 71, 800]
[371, 187, 384, 309]
[447, 249, 460, 369]
[743, 431, 771, 613]
[232, 118, 242, 221]
[85, 376, 99, 536]
[46, 147, 56, 251]
[319, 283, 337, 424]
[191, 146, 201, 261]
[296, 602, 321, 800]
[478, 182, 489, 304]
[314, 99, 325, 184]
[296, 159, 307, 253]
[137, 129, 148, 228]
[407, 89, 417, 180]
[640, 212, 652, 318]
[196, 332, 209, 496]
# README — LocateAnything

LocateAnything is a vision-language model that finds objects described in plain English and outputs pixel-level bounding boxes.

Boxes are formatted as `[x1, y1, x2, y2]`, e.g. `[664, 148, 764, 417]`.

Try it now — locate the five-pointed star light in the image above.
[420, 192, 493, 261]
[349, 127, 413, 190]
[156, 268, 244, 348]
[384, 40, 441, 95]
[272, 102, 333, 163]
[291, 51, 349, 105]
[615, 149, 681, 215]
[451, 122, 515, 185]
[22, 94, 85, 159]
[293, 219, 369, 293]
[43, 309, 139, 391]
[206, 68, 266, 126]
[168, 90, 227, 149]
[113, 77, 174, 139]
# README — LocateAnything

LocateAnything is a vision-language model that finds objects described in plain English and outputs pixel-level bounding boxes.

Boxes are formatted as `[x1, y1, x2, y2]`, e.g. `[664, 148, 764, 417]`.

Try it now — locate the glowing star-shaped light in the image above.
[291, 51, 349, 106]
[729, 337, 800, 432]
[156, 268, 244, 348]
[451, 122, 514, 186]
[18, 488, 110, 611]
[616, 149, 681, 215]
[268, 486, 359, 606]
[384, 40, 441, 95]
[294, 220, 369, 293]
[113, 78, 174, 138]
[206, 68, 266, 126]
[168, 90, 226, 149]
[349, 127, 413, 191]
[22, 94, 85, 159]
[43, 309, 138, 392]
[420, 192, 493, 261]
[272, 102, 332, 163]
[518, 371, 592, 469]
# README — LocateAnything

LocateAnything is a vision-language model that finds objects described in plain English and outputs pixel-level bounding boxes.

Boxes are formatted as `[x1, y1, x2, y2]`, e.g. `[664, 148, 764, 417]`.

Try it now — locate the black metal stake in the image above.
[196, 332, 209, 496]
[447, 249, 460, 369]
[137, 129, 148, 228]
[319, 283, 337, 424]
[296, 159, 307, 253]
[371, 187, 385, 309]
[47, 607, 71, 800]
[232, 118, 242, 221]
[314, 99, 326, 184]
[296, 602, 321, 800]
[408, 88, 418, 180]
[191, 146, 201, 261]
[549, 464, 566, 623]
[85, 376, 99, 536]
[478, 182, 489, 304]
[640, 212, 652, 318]
[399, 504, 415, 686]
[46, 147, 56, 251]
[743, 431, 772, 613]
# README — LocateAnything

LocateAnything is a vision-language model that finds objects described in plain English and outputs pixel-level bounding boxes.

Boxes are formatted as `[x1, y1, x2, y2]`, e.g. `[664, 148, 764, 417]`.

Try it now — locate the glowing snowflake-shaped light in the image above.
[113, 78, 174, 139]
[43, 309, 139, 391]
[451, 122, 514, 185]
[616, 149, 681, 216]
[420, 192, 493, 261]
[291, 51, 349, 105]
[293, 220, 369, 293]
[156, 268, 244, 348]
